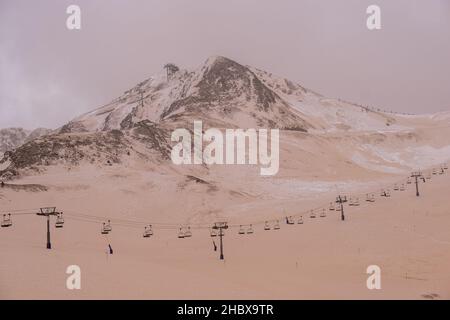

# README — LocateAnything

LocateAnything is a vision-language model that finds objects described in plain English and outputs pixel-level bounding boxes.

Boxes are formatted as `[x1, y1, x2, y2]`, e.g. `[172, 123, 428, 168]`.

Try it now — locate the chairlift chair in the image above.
[407, 178, 412, 184]
[426, 173, 432, 180]
[55, 213, 64, 228]
[348, 198, 354, 206]
[309, 210, 316, 218]
[274, 221, 280, 230]
[103, 220, 112, 232]
[101, 223, 109, 235]
[393, 184, 399, 191]
[443, 164, 448, 170]
[353, 198, 360, 206]
[246, 224, 254, 234]
[297, 216, 304, 224]
[178, 227, 185, 238]
[400, 184, 406, 191]
[210, 228, 218, 237]
[1, 214, 12, 228]
[238, 225, 245, 235]
[385, 190, 391, 197]
[320, 209, 326, 218]
[432, 168, 437, 175]
[264, 221, 271, 231]
[184, 226, 192, 238]
[143, 225, 152, 238]
[329, 202, 335, 211]
[286, 216, 295, 225]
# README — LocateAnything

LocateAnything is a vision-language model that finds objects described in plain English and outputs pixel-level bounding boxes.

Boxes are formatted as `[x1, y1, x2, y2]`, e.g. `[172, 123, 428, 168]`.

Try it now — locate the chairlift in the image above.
[55, 213, 64, 228]
[178, 227, 185, 238]
[320, 209, 326, 218]
[353, 198, 360, 206]
[309, 210, 316, 218]
[143, 225, 153, 238]
[439, 168, 444, 175]
[329, 202, 335, 211]
[210, 228, 218, 237]
[348, 198, 354, 206]
[393, 184, 399, 191]
[238, 225, 245, 235]
[400, 184, 406, 191]
[103, 220, 112, 232]
[264, 221, 271, 231]
[246, 224, 254, 234]
[385, 190, 391, 197]
[184, 226, 192, 238]
[297, 216, 304, 224]
[274, 220, 280, 230]
[286, 216, 295, 225]
[407, 178, 412, 184]
[443, 163, 448, 170]
[1, 214, 12, 228]
[432, 168, 437, 175]
[101, 223, 109, 235]
[366, 193, 375, 202]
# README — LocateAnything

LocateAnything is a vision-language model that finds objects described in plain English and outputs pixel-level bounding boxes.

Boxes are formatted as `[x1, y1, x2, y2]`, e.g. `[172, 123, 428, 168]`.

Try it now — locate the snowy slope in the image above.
[251, 67, 415, 133]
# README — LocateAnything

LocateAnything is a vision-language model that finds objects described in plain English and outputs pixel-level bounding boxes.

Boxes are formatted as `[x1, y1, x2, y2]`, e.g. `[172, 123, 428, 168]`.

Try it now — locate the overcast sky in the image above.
[1, 0, 449, 129]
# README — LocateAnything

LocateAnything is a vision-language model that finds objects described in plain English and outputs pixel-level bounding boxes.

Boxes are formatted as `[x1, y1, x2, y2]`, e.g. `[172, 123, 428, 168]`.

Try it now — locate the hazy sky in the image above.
[1, 0, 449, 129]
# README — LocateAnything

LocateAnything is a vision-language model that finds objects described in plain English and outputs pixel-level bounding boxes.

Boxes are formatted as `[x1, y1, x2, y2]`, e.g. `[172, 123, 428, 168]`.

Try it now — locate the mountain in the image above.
[60, 56, 312, 133]
[1, 56, 450, 181]
[0, 128, 51, 157]
[59, 56, 412, 135]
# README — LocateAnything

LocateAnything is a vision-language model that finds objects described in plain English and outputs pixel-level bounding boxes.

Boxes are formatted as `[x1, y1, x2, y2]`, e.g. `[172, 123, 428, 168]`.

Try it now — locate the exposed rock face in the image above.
[0, 128, 52, 157]
[0, 121, 171, 179]
[159, 56, 310, 130]
[0, 128, 29, 155]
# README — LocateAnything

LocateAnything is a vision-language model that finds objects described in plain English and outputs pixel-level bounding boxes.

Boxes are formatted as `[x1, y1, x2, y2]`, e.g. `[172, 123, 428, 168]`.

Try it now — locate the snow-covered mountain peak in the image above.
[60, 56, 312, 132]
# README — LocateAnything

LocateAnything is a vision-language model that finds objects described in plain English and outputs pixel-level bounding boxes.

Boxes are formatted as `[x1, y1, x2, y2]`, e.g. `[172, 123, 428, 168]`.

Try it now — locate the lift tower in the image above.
[212, 222, 228, 260]
[36, 207, 60, 249]
[336, 195, 348, 221]
[411, 172, 425, 197]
